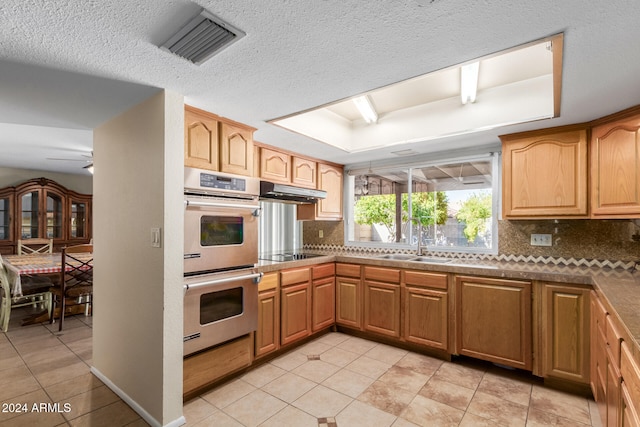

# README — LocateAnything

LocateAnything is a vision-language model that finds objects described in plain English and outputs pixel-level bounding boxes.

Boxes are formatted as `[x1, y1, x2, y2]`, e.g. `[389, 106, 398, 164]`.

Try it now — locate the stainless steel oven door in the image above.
[184, 195, 260, 274]
[183, 270, 261, 356]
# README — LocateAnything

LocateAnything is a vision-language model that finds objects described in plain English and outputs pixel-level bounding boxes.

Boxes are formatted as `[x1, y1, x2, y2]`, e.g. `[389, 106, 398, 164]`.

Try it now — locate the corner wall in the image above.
[92, 90, 184, 426]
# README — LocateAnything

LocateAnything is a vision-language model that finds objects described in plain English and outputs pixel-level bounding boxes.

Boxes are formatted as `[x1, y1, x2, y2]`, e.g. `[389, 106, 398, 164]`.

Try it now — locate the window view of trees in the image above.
[347, 156, 497, 252]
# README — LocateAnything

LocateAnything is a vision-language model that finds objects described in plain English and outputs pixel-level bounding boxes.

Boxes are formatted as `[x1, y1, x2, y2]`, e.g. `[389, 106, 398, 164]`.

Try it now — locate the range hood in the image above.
[259, 181, 327, 204]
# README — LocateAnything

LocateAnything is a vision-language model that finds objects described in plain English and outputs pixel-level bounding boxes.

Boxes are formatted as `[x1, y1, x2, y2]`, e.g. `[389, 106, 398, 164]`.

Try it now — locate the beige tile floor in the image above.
[3, 306, 604, 427]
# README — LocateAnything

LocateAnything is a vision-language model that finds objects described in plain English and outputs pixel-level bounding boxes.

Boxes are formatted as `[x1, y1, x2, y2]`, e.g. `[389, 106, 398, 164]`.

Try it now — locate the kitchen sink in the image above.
[376, 253, 417, 261]
[411, 256, 452, 264]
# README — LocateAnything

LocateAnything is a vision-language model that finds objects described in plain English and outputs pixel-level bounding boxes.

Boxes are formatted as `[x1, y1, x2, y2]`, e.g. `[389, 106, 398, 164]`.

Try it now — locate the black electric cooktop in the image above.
[259, 252, 324, 262]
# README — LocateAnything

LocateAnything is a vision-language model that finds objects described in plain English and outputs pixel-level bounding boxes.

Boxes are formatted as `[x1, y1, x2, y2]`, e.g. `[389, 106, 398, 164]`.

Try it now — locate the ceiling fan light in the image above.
[353, 95, 378, 124]
[84, 163, 94, 174]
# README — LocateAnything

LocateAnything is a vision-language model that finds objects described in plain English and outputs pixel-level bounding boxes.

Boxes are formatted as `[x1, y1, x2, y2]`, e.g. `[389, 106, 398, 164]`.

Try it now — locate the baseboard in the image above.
[90, 367, 186, 427]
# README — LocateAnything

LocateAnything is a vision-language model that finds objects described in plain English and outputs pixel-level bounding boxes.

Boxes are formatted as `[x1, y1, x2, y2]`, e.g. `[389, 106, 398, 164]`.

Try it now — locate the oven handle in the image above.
[184, 272, 263, 292]
[184, 199, 262, 216]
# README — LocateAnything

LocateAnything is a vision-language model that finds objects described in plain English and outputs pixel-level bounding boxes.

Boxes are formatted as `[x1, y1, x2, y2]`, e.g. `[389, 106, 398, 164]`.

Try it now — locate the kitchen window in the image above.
[344, 153, 499, 254]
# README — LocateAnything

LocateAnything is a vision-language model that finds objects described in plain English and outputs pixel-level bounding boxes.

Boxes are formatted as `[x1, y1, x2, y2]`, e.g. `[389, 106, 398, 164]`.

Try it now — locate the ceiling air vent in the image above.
[161, 9, 245, 65]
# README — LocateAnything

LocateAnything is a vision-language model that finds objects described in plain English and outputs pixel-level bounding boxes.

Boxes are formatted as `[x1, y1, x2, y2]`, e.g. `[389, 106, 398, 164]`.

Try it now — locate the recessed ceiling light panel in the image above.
[161, 9, 245, 65]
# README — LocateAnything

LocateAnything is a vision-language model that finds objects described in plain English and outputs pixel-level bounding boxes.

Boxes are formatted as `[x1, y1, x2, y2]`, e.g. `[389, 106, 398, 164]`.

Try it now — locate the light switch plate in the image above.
[151, 227, 161, 248]
[530, 233, 552, 246]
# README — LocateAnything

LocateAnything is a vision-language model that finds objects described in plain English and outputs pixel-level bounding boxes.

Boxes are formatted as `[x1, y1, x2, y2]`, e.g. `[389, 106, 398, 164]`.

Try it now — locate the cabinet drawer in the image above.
[403, 270, 447, 290]
[313, 263, 335, 280]
[259, 272, 279, 292]
[364, 266, 400, 284]
[621, 342, 640, 418]
[281, 267, 310, 286]
[336, 263, 361, 278]
[606, 314, 623, 367]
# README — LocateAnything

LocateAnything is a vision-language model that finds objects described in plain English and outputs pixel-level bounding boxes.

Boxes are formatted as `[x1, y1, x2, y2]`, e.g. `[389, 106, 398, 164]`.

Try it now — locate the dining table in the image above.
[2, 252, 93, 297]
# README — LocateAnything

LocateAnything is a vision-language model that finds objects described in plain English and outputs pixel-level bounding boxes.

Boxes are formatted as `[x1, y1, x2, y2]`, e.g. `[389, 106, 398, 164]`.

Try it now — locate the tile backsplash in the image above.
[303, 219, 640, 262]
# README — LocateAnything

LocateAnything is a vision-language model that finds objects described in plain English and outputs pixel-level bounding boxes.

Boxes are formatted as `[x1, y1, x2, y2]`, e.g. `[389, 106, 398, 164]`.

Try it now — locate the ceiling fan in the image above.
[46, 151, 94, 173]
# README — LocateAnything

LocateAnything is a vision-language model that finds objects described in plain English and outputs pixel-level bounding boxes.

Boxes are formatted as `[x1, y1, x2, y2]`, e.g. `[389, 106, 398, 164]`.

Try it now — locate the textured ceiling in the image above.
[0, 0, 639, 174]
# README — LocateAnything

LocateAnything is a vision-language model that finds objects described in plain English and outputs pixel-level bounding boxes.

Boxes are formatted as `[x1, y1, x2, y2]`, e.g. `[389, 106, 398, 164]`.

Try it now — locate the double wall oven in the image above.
[183, 167, 262, 356]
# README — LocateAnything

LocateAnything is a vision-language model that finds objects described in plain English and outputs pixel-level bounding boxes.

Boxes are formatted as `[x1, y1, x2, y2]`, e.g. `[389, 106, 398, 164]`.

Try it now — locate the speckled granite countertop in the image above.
[258, 251, 640, 352]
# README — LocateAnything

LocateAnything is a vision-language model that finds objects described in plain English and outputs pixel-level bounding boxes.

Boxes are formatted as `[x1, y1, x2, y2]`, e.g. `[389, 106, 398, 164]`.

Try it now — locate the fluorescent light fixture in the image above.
[460, 62, 480, 104]
[353, 95, 378, 123]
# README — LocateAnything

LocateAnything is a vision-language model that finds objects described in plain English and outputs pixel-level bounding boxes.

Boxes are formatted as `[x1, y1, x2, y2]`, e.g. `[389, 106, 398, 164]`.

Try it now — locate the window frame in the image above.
[343, 152, 500, 255]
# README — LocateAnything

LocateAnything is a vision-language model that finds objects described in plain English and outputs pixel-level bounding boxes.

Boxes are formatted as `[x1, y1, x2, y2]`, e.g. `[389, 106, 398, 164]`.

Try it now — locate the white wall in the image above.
[0, 166, 92, 194]
[92, 90, 184, 427]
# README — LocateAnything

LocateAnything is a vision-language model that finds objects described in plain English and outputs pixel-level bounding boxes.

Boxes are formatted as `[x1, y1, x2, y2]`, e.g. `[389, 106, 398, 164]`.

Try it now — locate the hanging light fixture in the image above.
[460, 62, 480, 104]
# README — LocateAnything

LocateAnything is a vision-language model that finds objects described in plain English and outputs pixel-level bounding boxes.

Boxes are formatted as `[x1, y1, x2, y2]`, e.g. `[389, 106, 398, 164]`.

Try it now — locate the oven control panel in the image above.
[200, 173, 246, 191]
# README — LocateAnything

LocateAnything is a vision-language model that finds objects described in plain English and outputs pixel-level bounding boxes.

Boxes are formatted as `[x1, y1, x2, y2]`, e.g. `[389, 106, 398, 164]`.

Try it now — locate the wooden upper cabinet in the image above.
[591, 110, 640, 218]
[297, 162, 344, 221]
[501, 126, 588, 218]
[220, 122, 254, 176]
[184, 105, 255, 176]
[292, 157, 317, 188]
[260, 148, 291, 183]
[185, 107, 219, 171]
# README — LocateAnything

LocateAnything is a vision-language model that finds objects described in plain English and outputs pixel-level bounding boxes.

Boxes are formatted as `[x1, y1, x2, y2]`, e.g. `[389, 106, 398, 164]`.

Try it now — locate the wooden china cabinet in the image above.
[0, 177, 92, 254]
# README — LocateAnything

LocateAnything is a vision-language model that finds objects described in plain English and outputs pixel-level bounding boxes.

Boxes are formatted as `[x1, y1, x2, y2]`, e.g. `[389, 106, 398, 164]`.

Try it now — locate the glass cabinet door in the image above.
[70, 200, 88, 238]
[20, 191, 39, 239]
[46, 192, 63, 239]
[0, 195, 11, 242]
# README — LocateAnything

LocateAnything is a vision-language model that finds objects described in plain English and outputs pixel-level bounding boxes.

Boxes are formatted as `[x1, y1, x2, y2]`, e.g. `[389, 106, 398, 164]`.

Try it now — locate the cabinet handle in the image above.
[184, 272, 263, 292]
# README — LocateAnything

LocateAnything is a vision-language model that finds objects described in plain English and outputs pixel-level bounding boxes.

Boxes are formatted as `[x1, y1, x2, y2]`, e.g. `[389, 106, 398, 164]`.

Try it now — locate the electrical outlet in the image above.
[530, 233, 552, 246]
[319, 230, 324, 238]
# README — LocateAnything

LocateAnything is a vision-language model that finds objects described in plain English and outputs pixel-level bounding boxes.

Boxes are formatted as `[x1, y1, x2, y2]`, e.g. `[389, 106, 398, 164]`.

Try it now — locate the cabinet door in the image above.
[363, 280, 400, 338]
[312, 276, 335, 331]
[456, 276, 532, 370]
[184, 107, 219, 170]
[0, 190, 14, 245]
[280, 282, 311, 346]
[18, 190, 40, 239]
[255, 288, 279, 357]
[607, 347, 622, 427]
[220, 122, 254, 176]
[317, 163, 343, 219]
[292, 157, 317, 189]
[501, 128, 588, 218]
[622, 382, 640, 427]
[591, 114, 640, 217]
[403, 286, 448, 350]
[540, 283, 590, 384]
[260, 148, 291, 183]
[336, 276, 361, 329]
[44, 189, 65, 239]
[68, 196, 91, 241]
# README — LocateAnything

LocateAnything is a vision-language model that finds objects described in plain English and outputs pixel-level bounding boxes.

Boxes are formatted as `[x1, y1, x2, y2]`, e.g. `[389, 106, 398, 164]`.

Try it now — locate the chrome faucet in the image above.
[408, 217, 426, 256]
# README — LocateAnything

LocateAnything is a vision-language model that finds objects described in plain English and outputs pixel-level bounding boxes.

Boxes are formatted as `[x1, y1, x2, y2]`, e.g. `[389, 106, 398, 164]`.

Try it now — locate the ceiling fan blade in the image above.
[46, 157, 92, 161]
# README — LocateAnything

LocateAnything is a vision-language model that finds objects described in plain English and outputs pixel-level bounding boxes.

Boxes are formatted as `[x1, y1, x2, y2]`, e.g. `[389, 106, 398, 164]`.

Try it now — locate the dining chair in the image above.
[50, 244, 93, 332]
[17, 238, 53, 255]
[0, 254, 52, 332]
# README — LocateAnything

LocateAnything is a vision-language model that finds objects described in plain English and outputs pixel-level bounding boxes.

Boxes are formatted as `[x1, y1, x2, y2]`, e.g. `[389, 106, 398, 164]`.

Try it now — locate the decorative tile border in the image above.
[303, 244, 638, 270]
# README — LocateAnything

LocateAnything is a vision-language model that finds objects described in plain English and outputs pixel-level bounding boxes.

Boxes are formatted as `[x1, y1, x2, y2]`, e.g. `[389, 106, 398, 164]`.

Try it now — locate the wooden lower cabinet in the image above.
[622, 382, 640, 427]
[183, 335, 251, 398]
[312, 276, 335, 332]
[255, 272, 279, 358]
[335, 264, 362, 329]
[455, 275, 532, 370]
[403, 286, 448, 350]
[621, 342, 640, 427]
[363, 267, 401, 338]
[402, 270, 449, 351]
[539, 283, 590, 384]
[280, 267, 312, 346]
